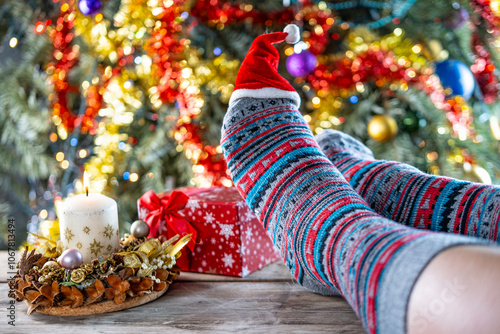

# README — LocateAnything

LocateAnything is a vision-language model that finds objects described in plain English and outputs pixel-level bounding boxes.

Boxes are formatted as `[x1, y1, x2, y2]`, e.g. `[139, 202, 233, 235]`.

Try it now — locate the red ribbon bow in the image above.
[139, 190, 197, 251]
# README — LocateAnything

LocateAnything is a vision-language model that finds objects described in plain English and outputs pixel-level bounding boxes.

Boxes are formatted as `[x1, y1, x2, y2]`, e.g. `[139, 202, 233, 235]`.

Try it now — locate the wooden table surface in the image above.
[0, 251, 364, 333]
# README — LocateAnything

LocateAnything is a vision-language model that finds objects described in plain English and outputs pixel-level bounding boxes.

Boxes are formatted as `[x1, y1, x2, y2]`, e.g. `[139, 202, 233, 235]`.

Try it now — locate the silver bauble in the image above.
[130, 219, 150, 238]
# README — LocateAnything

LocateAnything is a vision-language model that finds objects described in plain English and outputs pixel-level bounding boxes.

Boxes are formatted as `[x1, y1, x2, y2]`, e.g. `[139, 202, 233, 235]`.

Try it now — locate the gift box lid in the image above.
[180, 186, 245, 204]
[172, 186, 250, 226]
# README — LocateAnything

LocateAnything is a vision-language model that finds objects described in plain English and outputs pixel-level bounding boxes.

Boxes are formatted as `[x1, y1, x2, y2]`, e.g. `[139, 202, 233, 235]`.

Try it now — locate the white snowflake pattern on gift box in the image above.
[204, 212, 215, 224]
[236, 201, 247, 210]
[185, 199, 200, 212]
[222, 253, 235, 268]
[243, 210, 254, 222]
[244, 227, 253, 239]
[219, 223, 235, 239]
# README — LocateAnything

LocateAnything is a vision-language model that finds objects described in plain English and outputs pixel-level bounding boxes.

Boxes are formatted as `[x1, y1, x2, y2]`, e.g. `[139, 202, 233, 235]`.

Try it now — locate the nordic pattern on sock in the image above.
[221, 97, 483, 333]
[316, 129, 500, 244]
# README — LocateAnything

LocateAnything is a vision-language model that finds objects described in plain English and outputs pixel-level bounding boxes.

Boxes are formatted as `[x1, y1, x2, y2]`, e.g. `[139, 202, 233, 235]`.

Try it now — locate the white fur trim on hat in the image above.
[229, 87, 301, 107]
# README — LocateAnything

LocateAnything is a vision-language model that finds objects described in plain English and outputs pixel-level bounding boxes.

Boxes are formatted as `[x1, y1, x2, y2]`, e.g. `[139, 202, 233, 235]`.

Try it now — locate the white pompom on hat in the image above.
[283, 24, 300, 44]
[229, 24, 301, 107]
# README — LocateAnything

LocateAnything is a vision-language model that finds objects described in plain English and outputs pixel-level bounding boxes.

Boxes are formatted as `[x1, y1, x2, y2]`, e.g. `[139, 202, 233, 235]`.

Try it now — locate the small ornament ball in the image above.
[78, 0, 102, 16]
[283, 24, 300, 44]
[368, 115, 398, 142]
[131, 219, 150, 238]
[444, 7, 469, 29]
[286, 50, 317, 77]
[43, 260, 60, 269]
[58, 249, 83, 269]
[435, 59, 475, 100]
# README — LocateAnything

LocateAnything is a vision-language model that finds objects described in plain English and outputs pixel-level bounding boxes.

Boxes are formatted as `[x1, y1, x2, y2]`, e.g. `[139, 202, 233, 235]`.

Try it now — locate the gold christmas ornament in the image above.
[368, 115, 398, 142]
[70, 268, 86, 284]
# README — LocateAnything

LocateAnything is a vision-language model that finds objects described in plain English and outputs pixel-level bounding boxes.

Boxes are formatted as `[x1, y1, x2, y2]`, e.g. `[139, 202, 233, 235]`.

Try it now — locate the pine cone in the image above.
[118, 267, 134, 281]
[24, 289, 51, 308]
[83, 279, 105, 306]
[39, 281, 63, 306]
[104, 274, 130, 304]
[59, 285, 84, 308]
[13, 279, 33, 302]
[24, 288, 52, 315]
[127, 277, 152, 297]
[33, 256, 50, 268]
[152, 269, 170, 291]
[19, 248, 42, 277]
[154, 269, 169, 281]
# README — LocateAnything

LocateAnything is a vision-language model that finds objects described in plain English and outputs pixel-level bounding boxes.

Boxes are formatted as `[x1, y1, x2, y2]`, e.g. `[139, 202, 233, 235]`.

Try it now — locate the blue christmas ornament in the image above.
[78, 0, 102, 16]
[435, 59, 475, 100]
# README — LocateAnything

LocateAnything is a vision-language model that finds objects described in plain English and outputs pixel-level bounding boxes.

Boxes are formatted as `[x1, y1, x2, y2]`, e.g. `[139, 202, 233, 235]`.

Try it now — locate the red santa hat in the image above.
[229, 24, 301, 107]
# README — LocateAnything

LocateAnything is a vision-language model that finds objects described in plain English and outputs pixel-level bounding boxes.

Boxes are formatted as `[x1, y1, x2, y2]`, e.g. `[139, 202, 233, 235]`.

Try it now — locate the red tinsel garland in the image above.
[471, 34, 499, 104]
[190, 0, 333, 54]
[191, 0, 296, 26]
[47, 1, 103, 134]
[146, 0, 228, 186]
[469, 0, 500, 35]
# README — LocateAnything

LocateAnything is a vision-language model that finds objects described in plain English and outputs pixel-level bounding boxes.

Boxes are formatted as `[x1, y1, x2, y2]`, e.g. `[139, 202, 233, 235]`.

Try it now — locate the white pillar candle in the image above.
[58, 173, 120, 263]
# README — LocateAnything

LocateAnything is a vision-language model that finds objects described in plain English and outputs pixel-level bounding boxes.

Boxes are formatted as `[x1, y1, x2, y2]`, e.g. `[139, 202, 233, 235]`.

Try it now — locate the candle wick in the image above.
[86, 188, 88, 197]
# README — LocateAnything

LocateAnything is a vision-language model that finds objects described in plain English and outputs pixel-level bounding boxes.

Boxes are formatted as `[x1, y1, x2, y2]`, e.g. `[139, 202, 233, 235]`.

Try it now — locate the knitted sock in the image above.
[316, 129, 500, 244]
[221, 97, 484, 333]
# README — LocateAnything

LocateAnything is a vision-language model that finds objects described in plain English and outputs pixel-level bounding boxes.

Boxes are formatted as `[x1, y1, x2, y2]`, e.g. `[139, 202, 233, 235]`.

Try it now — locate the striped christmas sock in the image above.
[221, 27, 484, 333]
[316, 129, 500, 244]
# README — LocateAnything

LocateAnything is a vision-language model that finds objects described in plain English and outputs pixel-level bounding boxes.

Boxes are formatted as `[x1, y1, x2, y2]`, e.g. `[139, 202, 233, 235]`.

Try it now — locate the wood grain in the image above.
[0, 282, 364, 333]
[176, 261, 295, 282]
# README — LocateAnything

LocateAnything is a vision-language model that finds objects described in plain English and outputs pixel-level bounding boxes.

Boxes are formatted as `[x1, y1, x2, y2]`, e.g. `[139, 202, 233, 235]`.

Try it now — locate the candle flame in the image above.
[83, 171, 89, 196]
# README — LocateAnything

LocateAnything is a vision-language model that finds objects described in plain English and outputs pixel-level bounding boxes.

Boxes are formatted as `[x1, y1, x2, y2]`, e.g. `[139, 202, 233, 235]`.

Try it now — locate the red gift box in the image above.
[138, 187, 281, 277]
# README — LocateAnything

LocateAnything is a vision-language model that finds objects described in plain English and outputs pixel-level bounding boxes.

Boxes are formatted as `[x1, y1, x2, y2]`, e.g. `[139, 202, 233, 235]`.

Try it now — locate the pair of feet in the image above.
[221, 97, 496, 334]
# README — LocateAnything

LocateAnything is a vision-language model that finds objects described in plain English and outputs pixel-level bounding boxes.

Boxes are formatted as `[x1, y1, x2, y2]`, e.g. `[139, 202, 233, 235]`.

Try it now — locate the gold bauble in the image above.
[368, 115, 398, 142]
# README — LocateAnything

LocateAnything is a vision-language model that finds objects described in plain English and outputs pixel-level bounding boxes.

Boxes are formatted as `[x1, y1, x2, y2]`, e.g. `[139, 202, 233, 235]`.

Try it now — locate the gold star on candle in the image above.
[64, 227, 74, 243]
[103, 224, 115, 239]
[76, 242, 82, 249]
[83, 226, 90, 234]
[107, 244, 113, 252]
[89, 239, 103, 257]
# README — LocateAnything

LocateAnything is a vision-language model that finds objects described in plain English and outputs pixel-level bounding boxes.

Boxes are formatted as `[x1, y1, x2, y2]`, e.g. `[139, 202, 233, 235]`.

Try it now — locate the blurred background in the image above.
[1, 0, 499, 248]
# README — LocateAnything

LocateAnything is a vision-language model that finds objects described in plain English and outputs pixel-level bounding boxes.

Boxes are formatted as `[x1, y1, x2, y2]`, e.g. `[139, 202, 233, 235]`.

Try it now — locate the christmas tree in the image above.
[1, 0, 500, 248]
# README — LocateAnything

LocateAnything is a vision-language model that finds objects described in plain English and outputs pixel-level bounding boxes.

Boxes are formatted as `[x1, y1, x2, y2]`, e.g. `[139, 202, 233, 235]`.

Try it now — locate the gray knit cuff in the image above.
[377, 233, 489, 334]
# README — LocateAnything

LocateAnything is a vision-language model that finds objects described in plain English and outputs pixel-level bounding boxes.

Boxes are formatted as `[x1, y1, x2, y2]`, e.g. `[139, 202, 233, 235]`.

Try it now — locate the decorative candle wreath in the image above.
[8, 233, 192, 315]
